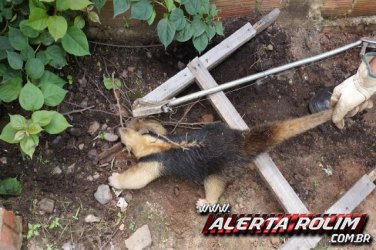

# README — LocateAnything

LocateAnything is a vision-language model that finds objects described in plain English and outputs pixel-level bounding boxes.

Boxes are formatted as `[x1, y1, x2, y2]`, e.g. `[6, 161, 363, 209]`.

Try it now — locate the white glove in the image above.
[330, 55, 376, 129]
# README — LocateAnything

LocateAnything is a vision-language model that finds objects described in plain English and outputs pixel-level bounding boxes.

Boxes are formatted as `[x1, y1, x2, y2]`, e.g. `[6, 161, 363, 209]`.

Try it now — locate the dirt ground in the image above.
[0, 13, 375, 250]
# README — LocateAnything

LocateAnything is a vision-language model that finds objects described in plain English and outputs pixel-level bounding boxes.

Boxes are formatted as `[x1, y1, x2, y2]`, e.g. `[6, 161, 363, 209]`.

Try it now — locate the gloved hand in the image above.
[330, 54, 376, 129]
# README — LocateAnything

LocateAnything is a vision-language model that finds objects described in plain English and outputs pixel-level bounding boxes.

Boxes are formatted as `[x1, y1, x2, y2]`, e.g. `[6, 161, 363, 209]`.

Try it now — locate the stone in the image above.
[0, 208, 22, 250]
[66, 163, 76, 174]
[38, 198, 55, 214]
[88, 121, 100, 135]
[177, 61, 185, 70]
[200, 114, 214, 123]
[266, 44, 274, 51]
[78, 144, 85, 150]
[124, 225, 152, 250]
[116, 198, 128, 212]
[68, 128, 82, 137]
[103, 133, 119, 142]
[84, 214, 101, 223]
[94, 185, 112, 205]
[0, 157, 7, 165]
[88, 149, 99, 164]
[52, 166, 62, 175]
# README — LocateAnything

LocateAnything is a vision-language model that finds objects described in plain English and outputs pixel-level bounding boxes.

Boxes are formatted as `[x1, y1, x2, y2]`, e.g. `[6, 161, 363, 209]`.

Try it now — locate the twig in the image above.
[155, 134, 189, 151]
[64, 102, 120, 116]
[98, 143, 123, 161]
[111, 72, 124, 128]
[89, 40, 163, 48]
[171, 100, 200, 134]
[63, 106, 94, 115]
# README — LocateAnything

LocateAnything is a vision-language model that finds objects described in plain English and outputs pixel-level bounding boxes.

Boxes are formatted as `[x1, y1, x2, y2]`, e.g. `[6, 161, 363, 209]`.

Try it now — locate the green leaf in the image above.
[26, 58, 45, 79]
[47, 16, 68, 41]
[0, 36, 12, 50]
[30, 31, 54, 46]
[103, 75, 121, 90]
[113, 0, 130, 17]
[131, 0, 153, 20]
[28, 8, 49, 31]
[44, 112, 71, 134]
[32, 110, 55, 126]
[36, 50, 50, 65]
[20, 134, 39, 158]
[45, 45, 67, 68]
[199, 0, 210, 15]
[40, 83, 67, 106]
[56, 0, 92, 11]
[88, 11, 101, 24]
[93, 0, 106, 11]
[206, 24, 216, 40]
[0, 178, 22, 196]
[20, 45, 35, 61]
[14, 131, 26, 142]
[74, 16, 85, 29]
[0, 77, 22, 102]
[61, 26, 90, 56]
[157, 18, 176, 48]
[9, 27, 28, 51]
[215, 21, 224, 36]
[165, 0, 176, 12]
[175, 22, 193, 42]
[147, 9, 156, 26]
[191, 16, 205, 37]
[193, 33, 208, 54]
[10, 114, 26, 130]
[19, 20, 40, 38]
[0, 123, 19, 144]
[38, 70, 66, 88]
[182, 0, 200, 15]
[7, 51, 23, 70]
[19, 82, 44, 111]
[28, 123, 43, 135]
[169, 8, 186, 31]
[209, 4, 217, 17]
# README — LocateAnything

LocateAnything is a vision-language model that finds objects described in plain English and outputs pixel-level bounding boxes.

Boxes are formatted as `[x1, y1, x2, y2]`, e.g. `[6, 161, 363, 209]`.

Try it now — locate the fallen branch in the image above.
[63, 106, 94, 115]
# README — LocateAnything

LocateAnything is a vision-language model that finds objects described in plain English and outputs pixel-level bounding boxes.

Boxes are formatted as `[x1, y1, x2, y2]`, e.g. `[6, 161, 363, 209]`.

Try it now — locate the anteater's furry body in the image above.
[108, 110, 333, 206]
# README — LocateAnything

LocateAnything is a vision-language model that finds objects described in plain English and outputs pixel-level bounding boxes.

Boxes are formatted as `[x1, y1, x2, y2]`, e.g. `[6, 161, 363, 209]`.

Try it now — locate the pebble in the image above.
[84, 214, 101, 223]
[88, 121, 101, 135]
[104, 133, 119, 142]
[88, 149, 99, 164]
[119, 223, 125, 231]
[266, 44, 274, 51]
[173, 186, 180, 196]
[125, 192, 133, 202]
[177, 61, 185, 70]
[62, 242, 75, 250]
[94, 185, 113, 205]
[78, 144, 85, 150]
[38, 198, 55, 214]
[66, 163, 76, 174]
[128, 66, 136, 73]
[87, 176, 94, 181]
[80, 98, 88, 108]
[121, 70, 128, 78]
[146, 51, 152, 59]
[78, 76, 87, 87]
[68, 128, 82, 137]
[124, 225, 152, 250]
[200, 114, 214, 123]
[0, 157, 7, 164]
[93, 172, 100, 179]
[117, 197, 128, 212]
[51, 135, 63, 146]
[52, 166, 62, 175]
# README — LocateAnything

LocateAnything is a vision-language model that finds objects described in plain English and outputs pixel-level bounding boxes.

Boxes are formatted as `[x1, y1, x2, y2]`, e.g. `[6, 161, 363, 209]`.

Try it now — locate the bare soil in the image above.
[0, 14, 375, 250]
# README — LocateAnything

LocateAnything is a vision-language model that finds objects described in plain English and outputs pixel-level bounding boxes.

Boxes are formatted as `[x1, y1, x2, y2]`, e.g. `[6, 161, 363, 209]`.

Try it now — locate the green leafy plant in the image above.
[0, 177, 22, 196]
[27, 223, 42, 239]
[0, 0, 96, 158]
[94, 0, 224, 53]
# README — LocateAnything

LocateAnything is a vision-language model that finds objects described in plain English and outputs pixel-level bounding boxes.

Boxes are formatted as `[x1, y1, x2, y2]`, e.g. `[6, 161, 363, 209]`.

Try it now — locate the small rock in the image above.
[125, 192, 133, 202]
[78, 144, 85, 150]
[88, 121, 100, 135]
[101, 124, 108, 130]
[266, 44, 274, 51]
[117, 198, 128, 212]
[66, 163, 76, 174]
[87, 176, 94, 181]
[52, 166, 62, 175]
[104, 133, 119, 142]
[78, 76, 87, 87]
[124, 225, 152, 250]
[68, 128, 82, 137]
[80, 98, 88, 108]
[84, 214, 101, 223]
[177, 61, 185, 70]
[62, 242, 75, 250]
[146, 51, 152, 59]
[121, 70, 128, 78]
[173, 186, 180, 196]
[52, 135, 63, 146]
[200, 114, 214, 123]
[94, 185, 113, 205]
[0, 157, 7, 164]
[119, 223, 125, 231]
[38, 198, 55, 214]
[128, 66, 136, 73]
[88, 149, 99, 164]
[93, 172, 100, 179]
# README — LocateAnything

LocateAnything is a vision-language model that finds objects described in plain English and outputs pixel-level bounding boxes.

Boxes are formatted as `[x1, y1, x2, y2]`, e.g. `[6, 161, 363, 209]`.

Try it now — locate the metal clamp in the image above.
[360, 37, 376, 56]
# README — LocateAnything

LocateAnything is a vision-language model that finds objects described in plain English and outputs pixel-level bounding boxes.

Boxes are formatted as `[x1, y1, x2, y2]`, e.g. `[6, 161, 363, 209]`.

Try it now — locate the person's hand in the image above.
[330, 57, 376, 129]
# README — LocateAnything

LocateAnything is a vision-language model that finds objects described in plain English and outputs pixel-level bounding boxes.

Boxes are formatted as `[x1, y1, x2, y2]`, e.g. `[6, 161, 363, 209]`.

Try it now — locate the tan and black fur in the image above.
[108, 110, 333, 206]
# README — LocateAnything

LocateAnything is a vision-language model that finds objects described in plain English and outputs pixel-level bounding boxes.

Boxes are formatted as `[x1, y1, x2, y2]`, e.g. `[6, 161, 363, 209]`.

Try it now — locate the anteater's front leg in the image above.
[109, 162, 162, 189]
[197, 174, 226, 207]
